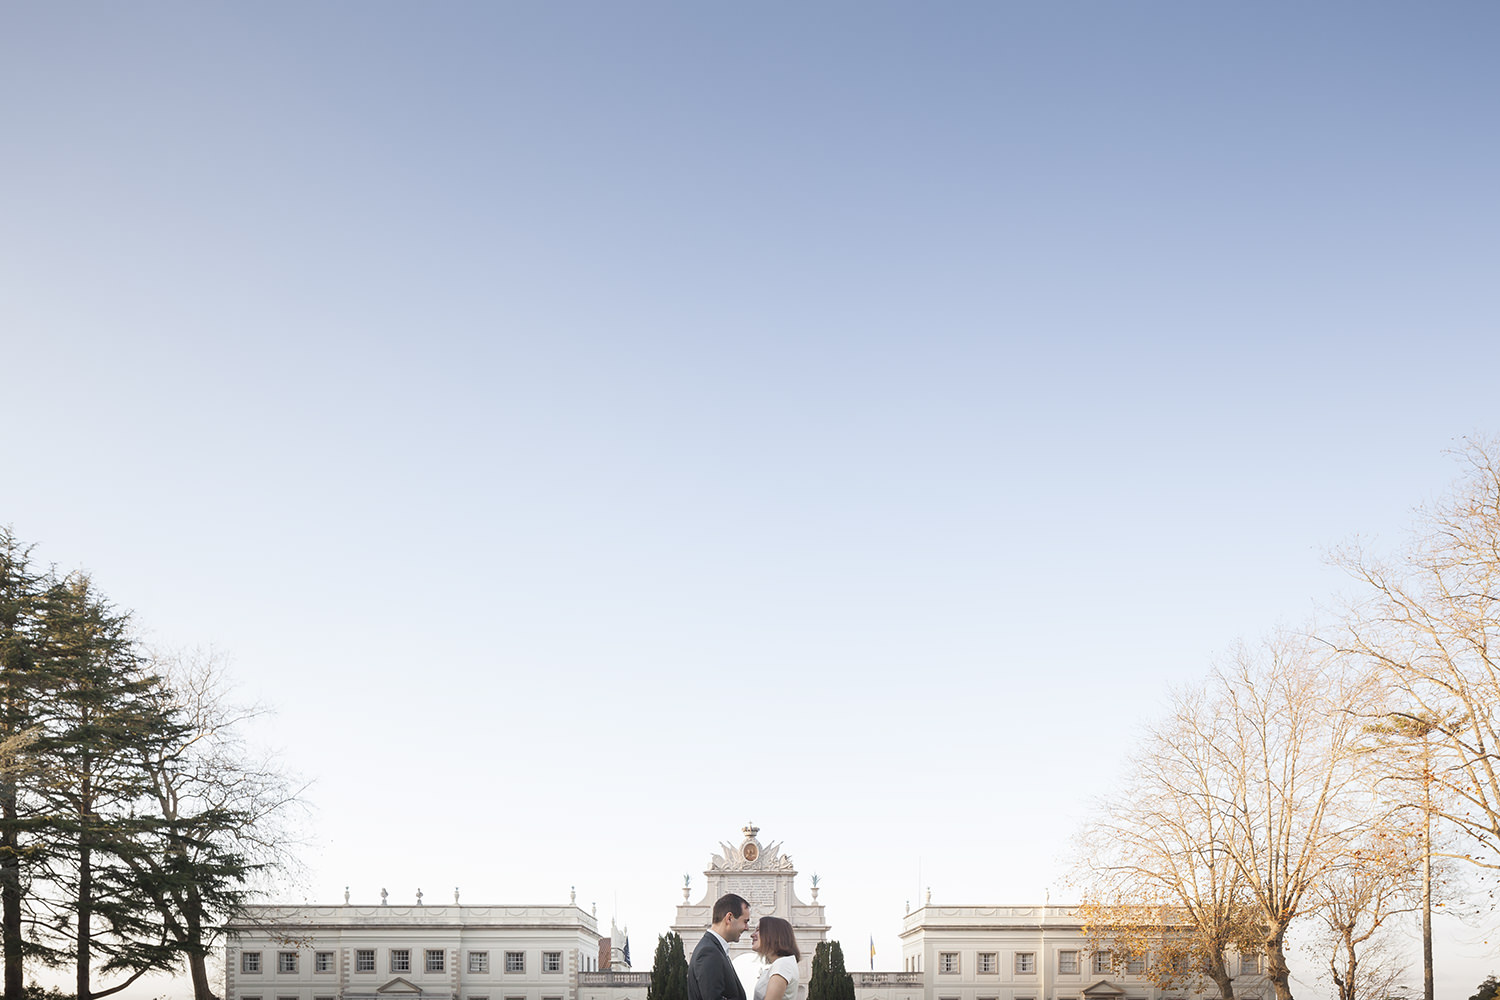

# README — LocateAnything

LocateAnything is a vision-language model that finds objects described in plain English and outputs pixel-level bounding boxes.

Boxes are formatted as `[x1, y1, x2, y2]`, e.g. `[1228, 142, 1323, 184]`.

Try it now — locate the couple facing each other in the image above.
[687, 893, 803, 1000]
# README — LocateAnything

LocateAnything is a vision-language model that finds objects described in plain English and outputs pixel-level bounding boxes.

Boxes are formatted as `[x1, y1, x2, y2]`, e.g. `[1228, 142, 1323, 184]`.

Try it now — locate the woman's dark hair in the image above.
[754, 916, 800, 961]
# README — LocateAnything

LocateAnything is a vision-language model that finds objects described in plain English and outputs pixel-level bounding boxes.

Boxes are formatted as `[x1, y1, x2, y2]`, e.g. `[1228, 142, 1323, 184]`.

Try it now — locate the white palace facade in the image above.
[226, 827, 1266, 1000]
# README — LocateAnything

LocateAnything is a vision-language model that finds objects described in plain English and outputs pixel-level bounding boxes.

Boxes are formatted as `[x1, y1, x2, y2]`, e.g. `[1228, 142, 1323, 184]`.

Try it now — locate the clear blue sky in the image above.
[3, 4, 1498, 997]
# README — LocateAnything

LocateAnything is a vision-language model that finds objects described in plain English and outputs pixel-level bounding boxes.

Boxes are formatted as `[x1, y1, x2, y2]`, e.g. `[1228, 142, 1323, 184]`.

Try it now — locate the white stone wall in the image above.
[225, 903, 600, 1000]
[886, 905, 1268, 1000]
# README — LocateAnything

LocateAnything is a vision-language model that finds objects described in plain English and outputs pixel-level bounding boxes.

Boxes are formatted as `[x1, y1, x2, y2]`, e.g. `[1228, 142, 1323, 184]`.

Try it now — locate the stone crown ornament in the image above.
[708, 820, 795, 871]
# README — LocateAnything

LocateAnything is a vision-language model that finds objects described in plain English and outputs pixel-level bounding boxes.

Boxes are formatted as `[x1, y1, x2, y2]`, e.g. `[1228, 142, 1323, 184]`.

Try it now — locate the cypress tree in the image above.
[825, 942, 854, 1000]
[807, 943, 830, 1000]
[807, 942, 853, 1000]
[646, 932, 688, 1000]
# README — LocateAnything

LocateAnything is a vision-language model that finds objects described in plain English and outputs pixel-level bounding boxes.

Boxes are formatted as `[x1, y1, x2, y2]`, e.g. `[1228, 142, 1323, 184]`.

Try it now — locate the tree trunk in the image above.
[76, 760, 95, 1000]
[76, 830, 92, 1000]
[1205, 952, 1236, 1000]
[1339, 937, 1358, 1000]
[1, 784, 21, 1000]
[185, 883, 219, 1000]
[1264, 927, 1294, 1000]
[1422, 760, 1434, 1000]
[188, 950, 216, 1000]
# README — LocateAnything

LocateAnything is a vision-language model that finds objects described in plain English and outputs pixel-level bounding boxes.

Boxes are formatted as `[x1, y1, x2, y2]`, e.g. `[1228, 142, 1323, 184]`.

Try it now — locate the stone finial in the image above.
[455, 887, 461, 904]
[381, 888, 388, 905]
[571, 886, 576, 905]
[344, 886, 350, 905]
[925, 887, 931, 904]
[592, 903, 597, 917]
[416, 888, 423, 905]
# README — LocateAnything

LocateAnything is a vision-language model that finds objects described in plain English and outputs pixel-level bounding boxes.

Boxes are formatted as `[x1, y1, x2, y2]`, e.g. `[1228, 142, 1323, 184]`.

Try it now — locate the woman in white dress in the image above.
[751, 917, 802, 1000]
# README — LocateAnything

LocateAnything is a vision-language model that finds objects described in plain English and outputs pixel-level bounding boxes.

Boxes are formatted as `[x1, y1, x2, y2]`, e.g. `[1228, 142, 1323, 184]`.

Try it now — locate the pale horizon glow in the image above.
[2, 3, 1499, 998]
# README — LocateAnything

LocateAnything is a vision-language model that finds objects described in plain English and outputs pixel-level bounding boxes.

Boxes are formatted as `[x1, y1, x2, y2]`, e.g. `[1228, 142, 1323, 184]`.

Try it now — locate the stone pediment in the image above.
[377, 978, 424, 994]
[1082, 980, 1126, 998]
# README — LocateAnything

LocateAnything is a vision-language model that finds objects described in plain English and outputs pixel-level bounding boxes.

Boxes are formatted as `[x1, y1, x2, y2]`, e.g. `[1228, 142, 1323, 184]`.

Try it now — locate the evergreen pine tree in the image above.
[0, 529, 55, 1000]
[32, 574, 172, 1000]
[0, 534, 298, 1000]
[1470, 976, 1500, 1000]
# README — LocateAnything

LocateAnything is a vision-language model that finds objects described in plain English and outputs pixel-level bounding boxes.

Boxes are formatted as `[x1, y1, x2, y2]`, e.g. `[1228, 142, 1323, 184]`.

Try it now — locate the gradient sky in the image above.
[3, 4, 1499, 998]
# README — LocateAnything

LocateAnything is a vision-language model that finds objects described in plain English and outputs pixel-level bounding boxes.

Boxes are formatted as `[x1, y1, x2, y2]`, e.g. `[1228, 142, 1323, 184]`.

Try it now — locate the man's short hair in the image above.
[713, 893, 749, 924]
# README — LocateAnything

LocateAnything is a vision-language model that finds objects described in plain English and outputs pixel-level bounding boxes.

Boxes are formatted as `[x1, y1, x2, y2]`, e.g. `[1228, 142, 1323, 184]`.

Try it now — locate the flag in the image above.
[870, 935, 875, 970]
[623, 937, 631, 967]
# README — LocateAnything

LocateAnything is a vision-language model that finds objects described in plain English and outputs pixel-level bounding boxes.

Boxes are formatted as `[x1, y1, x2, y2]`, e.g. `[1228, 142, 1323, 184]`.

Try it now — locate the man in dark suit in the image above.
[688, 893, 752, 1000]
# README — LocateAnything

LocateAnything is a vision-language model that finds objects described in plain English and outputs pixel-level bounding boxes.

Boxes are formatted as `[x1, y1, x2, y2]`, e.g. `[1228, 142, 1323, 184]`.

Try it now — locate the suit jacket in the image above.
[688, 931, 748, 1000]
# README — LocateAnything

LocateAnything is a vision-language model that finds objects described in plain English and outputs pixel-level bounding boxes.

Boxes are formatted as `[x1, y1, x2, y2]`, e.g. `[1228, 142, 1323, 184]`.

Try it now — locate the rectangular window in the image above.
[1240, 955, 1261, 976]
[278, 995, 297, 1000]
[1059, 951, 1079, 975]
[1014, 953, 1035, 975]
[470, 953, 490, 974]
[356, 951, 376, 973]
[391, 950, 411, 973]
[1093, 952, 1111, 974]
[427, 951, 446, 973]
[242, 953, 263, 975]
[505, 953, 525, 973]
[938, 953, 959, 974]
[279, 953, 298, 974]
[315, 953, 334, 974]
[1126, 957, 1145, 975]
[542, 952, 562, 974]
[977, 953, 997, 974]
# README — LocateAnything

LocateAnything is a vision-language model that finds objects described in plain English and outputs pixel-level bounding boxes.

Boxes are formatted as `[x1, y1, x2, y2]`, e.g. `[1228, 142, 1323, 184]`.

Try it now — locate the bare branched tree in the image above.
[129, 648, 309, 1000]
[1077, 632, 1383, 1000]
[1353, 712, 1469, 1000]
[1073, 682, 1261, 1000]
[1335, 437, 1500, 875]
[1307, 824, 1420, 1000]
[1208, 634, 1379, 1000]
